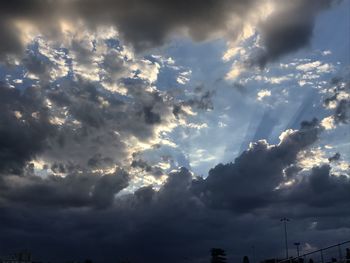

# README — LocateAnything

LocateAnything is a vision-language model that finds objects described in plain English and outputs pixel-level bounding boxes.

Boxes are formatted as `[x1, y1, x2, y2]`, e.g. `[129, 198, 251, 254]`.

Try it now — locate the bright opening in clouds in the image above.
[0, 0, 349, 262]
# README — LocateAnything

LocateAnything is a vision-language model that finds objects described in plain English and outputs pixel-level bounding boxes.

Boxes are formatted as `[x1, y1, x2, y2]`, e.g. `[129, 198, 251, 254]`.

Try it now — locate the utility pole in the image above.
[294, 242, 301, 259]
[252, 245, 256, 263]
[281, 217, 290, 259]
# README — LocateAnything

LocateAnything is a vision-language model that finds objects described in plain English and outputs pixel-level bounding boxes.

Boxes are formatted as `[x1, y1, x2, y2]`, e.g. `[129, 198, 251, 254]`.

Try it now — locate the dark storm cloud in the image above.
[0, 168, 240, 263]
[0, 0, 254, 57]
[0, 1, 349, 262]
[0, 168, 129, 209]
[0, 0, 338, 64]
[281, 164, 350, 211]
[0, 20, 23, 58]
[193, 118, 321, 212]
[0, 84, 55, 174]
[0, 21, 186, 186]
[1, 122, 349, 262]
[131, 159, 163, 177]
[328, 152, 341, 162]
[39, 73, 176, 169]
[142, 105, 162, 125]
[0, 118, 349, 262]
[22, 43, 54, 80]
[91, 168, 130, 208]
[283, 164, 302, 179]
[252, 0, 337, 67]
[87, 154, 114, 168]
[0, 0, 61, 59]
[72, 0, 257, 51]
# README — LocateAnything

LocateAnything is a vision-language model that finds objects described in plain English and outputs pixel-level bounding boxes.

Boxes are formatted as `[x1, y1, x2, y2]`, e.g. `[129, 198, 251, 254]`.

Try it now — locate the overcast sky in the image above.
[0, 0, 349, 262]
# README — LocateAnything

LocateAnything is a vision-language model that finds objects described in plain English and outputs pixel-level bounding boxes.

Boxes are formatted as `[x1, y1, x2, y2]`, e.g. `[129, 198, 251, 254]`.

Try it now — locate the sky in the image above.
[0, 0, 349, 262]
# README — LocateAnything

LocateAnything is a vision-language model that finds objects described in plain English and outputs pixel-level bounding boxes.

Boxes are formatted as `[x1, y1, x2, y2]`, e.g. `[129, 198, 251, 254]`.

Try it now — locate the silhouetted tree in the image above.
[243, 256, 250, 263]
[211, 248, 227, 263]
[309, 258, 314, 263]
[346, 248, 350, 261]
[84, 260, 93, 263]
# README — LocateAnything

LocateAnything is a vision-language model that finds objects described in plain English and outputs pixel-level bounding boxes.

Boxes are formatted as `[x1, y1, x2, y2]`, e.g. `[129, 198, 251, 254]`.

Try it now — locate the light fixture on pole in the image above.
[281, 217, 290, 259]
[294, 242, 301, 260]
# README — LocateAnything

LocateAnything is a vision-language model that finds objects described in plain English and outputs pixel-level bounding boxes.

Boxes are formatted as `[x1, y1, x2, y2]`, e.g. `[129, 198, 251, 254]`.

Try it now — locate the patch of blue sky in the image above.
[152, 1, 349, 176]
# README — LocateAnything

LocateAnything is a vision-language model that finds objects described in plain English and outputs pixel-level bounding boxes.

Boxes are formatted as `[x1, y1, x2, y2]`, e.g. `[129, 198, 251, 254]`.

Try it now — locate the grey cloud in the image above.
[131, 159, 153, 172]
[22, 44, 54, 80]
[0, 84, 55, 174]
[0, 28, 182, 183]
[172, 104, 182, 119]
[232, 82, 247, 94]
[0, 0, 255, 57]
[1, 150, 349, 262]
[101, 49, 128, 82]
[0, 0, 337, 65]
[284, 164, 302, 179]
[173, 89, 215, 119]
[325, 77, 350, 124]
[69, 0, 256, 51]
[328, 152, 341, 162]
[334, 99, 350, 124]
[0, 1, 63, 60]
[142, 105, 161, 125]
[0, 20, 23, 59]
[87, 154, 114, 169]
[0, 168, 130, 209]
[281, 164, 350, 210]
[0, 1, 349, 261]
[187, 90, 215, 111]
[131, 159, 163, 177]
[252, 0, 337, 67]
[0, 119, 349, 262]
[51, 162, 67, 174]
[193, 119, 321, 212]
[41, 75, 175, 170]
[92, 168, 130, 208]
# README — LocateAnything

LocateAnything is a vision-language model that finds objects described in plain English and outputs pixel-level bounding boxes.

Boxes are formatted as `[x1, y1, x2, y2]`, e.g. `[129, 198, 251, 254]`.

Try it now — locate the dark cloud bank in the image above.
[0, 0, 340, 64]
[1, 110, 350, 262]
[0, 0, 349, 262]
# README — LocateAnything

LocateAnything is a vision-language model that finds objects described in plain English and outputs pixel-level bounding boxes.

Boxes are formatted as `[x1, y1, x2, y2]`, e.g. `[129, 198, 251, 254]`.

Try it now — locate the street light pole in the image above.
[294, 242, 301, 260]
[281, 218, 290, 259]
[252, 245, 256, 263]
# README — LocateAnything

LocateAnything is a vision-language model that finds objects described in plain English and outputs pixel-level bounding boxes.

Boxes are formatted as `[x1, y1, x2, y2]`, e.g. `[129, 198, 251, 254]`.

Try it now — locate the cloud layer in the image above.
[0, 0, 339, 64]
[1, 119, 349, 262]
[0, 1, 349, 262]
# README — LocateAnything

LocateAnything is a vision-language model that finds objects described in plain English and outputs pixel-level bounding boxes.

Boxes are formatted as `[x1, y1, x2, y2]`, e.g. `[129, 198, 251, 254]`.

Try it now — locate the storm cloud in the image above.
[1, 120, 349, 262]
[253, 0, 336, 67]
[0, 0, 339, 64]
[0, 1, 349, 262]
[0, 84, 55, 174]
